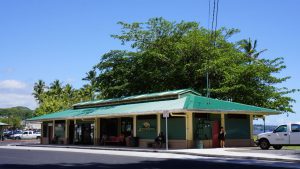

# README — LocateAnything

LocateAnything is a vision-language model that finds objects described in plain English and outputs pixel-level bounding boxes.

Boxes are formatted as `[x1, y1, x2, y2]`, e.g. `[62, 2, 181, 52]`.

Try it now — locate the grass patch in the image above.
[284, 146, 300, 150]
[253, 135, 258, 141]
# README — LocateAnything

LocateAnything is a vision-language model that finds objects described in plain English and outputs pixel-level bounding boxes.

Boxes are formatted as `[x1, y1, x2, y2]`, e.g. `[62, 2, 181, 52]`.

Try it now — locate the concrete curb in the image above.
[16, 144, 300, 163]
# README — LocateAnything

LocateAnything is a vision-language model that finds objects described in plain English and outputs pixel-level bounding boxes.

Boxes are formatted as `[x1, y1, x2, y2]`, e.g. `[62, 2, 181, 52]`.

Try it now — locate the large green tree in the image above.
[86, 17, 297, 113]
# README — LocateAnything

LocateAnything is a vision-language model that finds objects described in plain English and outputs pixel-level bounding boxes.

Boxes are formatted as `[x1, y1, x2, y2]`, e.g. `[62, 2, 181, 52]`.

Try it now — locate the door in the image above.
[48, 126, 53, 144]
[271, 125, 289, 145]
[68, 120, 74, 144]
[22, 131, 29, 139]
[290, 124, 300, 144]
[212, 121, 220, 148]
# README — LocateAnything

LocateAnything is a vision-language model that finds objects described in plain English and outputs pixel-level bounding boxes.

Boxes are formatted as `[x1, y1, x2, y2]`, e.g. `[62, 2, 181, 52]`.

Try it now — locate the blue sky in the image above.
[0, 0, 299, 125]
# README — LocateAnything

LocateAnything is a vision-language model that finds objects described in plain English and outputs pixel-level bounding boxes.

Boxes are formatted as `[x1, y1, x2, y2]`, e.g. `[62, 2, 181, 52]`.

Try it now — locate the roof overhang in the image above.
[30, 108, 280, 122]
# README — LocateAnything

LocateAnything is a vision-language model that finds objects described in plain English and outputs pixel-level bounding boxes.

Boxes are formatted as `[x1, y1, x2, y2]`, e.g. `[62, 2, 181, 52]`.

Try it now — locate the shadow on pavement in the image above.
[0, 159, 293, 169]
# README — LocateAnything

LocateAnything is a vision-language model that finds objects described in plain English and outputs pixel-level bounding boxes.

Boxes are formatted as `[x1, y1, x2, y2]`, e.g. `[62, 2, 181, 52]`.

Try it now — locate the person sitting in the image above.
[154, 132, 165, 148]
[100, 134, 108, 145]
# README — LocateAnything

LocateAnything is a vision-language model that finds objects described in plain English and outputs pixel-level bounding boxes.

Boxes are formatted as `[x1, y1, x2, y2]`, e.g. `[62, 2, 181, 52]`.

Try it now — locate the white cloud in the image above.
[0, 80, 27, 89]
[0, 80, 37, 109]
[0, 93, 37, 110]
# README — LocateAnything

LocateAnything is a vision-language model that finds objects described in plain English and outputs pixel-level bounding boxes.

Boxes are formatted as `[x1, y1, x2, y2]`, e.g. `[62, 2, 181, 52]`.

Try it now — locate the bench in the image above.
[104, 136, 125, 146]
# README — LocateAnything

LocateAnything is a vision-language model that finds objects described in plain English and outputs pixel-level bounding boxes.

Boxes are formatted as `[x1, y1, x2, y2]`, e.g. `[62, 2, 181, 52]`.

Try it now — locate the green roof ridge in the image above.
[73, 88, 200, 107]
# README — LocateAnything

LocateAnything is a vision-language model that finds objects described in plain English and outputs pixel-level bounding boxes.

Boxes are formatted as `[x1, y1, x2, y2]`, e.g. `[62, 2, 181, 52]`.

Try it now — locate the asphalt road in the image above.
[0, 148, 297, 169]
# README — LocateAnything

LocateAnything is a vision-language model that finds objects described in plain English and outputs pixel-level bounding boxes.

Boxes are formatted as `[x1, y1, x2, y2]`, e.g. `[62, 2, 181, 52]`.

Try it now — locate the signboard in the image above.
[163, 111, 169, 118]
[163, 111, 169, 150]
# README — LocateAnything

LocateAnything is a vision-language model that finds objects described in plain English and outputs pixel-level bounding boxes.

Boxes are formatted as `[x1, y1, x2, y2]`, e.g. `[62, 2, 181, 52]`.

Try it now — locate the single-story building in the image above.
[29, 89, 280, 149]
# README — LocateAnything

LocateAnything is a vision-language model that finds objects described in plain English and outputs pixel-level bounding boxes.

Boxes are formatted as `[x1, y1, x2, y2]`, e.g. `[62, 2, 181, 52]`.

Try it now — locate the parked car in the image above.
[3, 130, 22, 139]
[256, 123, 300, 150]
[3, 131, 12, 139]
[12, 130, 41, 140]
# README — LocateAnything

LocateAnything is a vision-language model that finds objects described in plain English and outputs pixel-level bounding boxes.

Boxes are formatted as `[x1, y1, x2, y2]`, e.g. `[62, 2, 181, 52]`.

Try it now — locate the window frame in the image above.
[274, 125, 288, 133]
[291, 124, 300, 132]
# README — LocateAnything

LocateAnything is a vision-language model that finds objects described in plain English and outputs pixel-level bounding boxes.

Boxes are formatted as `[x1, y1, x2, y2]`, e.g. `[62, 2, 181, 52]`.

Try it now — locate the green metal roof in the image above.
[29, 90, 281, 121]
[73, 89, 200, 108]
[29, 108, 98, 121]
[184, 94, 279, 113]
[29, 97, 187, 121]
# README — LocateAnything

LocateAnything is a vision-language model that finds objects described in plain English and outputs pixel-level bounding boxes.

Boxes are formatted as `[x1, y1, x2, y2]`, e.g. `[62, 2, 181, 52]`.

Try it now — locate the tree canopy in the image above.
[33, 17, 298, 115]
[88, 17, 297, 113]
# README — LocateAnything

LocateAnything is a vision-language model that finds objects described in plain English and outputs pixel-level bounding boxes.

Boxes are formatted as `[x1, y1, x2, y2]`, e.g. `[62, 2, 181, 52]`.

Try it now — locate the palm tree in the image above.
[64, 84, 73, 98]
[33, 80, 46, 104]
[50, 79, 63, 95]
[238, 38, 267, 59]
[83, 70, 97, 86]
[83, 69, 99, 99]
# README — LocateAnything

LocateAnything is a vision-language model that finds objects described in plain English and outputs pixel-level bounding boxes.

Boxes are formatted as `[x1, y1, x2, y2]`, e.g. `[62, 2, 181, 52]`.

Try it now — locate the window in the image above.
[291, 124, 300, 132]
[274, 125, 287, 133]
[23, 131, 28, 134]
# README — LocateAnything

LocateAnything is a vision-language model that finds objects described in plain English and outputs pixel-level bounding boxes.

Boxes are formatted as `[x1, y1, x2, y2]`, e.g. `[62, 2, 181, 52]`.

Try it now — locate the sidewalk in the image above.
[13, 144, 300, 163]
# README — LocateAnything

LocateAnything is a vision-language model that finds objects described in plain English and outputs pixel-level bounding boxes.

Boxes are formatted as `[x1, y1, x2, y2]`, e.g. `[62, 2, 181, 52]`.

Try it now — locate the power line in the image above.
[206, 0, 220, 98]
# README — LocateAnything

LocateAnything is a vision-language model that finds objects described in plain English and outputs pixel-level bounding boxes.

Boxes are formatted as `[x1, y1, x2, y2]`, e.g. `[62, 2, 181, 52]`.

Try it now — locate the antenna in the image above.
[206, 0, 220, 99]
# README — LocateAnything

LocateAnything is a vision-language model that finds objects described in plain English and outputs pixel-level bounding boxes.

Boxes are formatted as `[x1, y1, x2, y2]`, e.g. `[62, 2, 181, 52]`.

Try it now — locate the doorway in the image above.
[68, 120, 74, 144]
[48, 126, 53, 144]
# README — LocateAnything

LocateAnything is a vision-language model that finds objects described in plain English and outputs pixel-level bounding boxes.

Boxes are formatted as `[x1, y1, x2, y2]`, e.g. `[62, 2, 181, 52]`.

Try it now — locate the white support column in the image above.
[40, 122, 43, 144]
[157, 113, 161, 135]
[249, 114, 254, 140]
[52, 120, 55, 141]
[94, 118, 100, 145]
[74, 119, 77, 143]
[64, 120, 69, 144]
[133, 115, 137, 137]
[186, 112, 193, 141]
[221, 113, 225, 130]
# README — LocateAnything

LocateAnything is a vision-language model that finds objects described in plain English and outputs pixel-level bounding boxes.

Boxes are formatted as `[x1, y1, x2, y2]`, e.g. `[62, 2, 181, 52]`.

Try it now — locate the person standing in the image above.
[219, 127, 226, 148]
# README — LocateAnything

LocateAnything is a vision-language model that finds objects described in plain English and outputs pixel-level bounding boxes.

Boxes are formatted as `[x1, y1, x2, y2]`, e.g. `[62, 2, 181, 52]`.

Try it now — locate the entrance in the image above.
[48, 126, 53, 144]
[68, 120, 74, 144]
[100, 117, 133, 144]
[75, 121, 94, 145]
[212, 121, 220, 148]
[120, 117, 133, 137]
[194, 113, 222, 148]
[100, 118, 118, 138]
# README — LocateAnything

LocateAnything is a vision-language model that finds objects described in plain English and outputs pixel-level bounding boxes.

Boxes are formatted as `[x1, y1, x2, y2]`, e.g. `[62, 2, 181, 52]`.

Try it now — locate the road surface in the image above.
[0, 147, 298, 169]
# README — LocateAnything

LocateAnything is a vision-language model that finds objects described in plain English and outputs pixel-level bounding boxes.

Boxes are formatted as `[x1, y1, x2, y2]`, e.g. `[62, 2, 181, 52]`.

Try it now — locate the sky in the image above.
[0, 0, 299, 125]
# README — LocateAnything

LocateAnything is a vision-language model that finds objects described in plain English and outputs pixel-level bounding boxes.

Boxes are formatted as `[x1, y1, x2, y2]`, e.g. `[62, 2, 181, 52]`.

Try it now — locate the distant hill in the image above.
[0, 106, 34, 120]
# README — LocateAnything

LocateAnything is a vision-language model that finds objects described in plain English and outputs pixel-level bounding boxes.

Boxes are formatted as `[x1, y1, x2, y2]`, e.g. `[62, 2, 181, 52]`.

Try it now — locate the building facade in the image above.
[29, 89, 280, 149]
